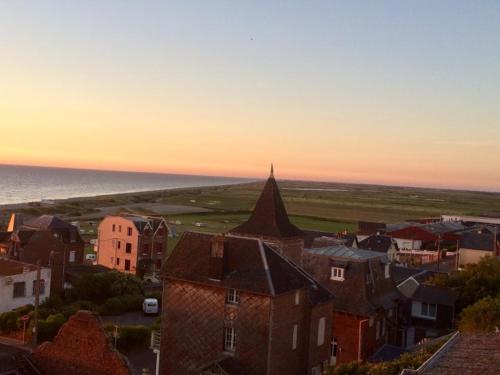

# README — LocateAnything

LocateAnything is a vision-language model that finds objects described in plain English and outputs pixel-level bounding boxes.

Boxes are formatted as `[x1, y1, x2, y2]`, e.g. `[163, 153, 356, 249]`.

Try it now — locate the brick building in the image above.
[302, 246, 401, 364]
[161, 232, 334, 375]
[230, 166, 304, 266]
[96, 215, 168, 276]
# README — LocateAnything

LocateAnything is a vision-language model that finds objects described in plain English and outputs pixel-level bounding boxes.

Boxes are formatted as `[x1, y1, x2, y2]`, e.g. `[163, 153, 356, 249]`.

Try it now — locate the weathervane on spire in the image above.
[270, 163, 274, 178]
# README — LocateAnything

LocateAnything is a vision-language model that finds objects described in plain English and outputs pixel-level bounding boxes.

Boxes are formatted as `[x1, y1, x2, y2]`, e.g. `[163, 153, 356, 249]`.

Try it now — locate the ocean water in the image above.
[0, 164, 252, 205]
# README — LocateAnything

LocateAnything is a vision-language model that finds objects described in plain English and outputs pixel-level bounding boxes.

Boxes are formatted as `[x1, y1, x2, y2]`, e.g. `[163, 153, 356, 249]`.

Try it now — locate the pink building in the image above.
[96, 215, 168, 276]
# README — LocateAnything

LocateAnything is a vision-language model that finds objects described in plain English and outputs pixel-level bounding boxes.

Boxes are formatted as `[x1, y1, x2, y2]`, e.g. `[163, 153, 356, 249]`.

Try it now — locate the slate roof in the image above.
[358, 235, 397, 253]
[390, 265, 423, 284]
[230, 172, 303, 239]
[412, 284, 457, 306]
[423, 333, 500, 375]
[303, 248, 398, 316]
[26, 215, 75, 230]
[303, 230, 358, 249]
[459, 232, 496, 251]
[163, 231, 332, 303]
[123, 215, 166, 233]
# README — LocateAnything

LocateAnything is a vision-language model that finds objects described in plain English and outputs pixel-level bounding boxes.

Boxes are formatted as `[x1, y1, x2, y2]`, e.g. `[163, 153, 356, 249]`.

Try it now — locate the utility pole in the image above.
[438, 234, 441, 271]
[455, 239, 460, 271]
[32, 261, 41, 347]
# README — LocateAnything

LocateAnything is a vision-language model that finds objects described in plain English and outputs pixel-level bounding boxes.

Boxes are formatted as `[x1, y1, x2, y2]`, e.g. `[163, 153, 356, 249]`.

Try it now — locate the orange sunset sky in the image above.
[1, 2, 499, 191]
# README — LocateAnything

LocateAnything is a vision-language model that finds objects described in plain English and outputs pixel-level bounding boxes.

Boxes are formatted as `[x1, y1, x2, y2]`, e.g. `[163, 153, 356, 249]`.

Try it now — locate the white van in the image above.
[143, 298, 159, 315]
[85, 253, 96, 262]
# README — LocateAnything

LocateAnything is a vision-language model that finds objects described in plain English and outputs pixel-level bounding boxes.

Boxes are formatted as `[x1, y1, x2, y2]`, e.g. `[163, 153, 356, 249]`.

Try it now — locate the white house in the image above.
[0, 258, 51, 313]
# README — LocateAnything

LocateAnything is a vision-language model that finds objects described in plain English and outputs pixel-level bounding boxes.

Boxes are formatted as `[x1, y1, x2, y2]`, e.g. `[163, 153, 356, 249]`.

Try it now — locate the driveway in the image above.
[101, 312, 158, 327]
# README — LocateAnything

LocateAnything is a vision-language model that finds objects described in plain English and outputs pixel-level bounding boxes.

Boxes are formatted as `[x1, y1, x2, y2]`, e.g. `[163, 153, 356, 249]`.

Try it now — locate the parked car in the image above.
[143, 298, 159, 315]
[85, 253, 96, 262]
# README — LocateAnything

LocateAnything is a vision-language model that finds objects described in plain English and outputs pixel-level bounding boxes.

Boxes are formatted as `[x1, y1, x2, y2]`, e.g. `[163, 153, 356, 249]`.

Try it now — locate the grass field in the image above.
[2, 179, 499, 251]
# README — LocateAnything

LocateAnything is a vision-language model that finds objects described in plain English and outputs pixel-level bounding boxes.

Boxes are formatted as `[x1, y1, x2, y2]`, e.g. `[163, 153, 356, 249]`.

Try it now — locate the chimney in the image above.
[208, 235, 225, 281]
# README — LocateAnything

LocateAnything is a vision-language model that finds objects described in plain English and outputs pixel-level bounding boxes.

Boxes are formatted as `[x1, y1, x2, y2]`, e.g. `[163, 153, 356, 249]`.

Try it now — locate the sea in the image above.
[0, 164, 252, 205]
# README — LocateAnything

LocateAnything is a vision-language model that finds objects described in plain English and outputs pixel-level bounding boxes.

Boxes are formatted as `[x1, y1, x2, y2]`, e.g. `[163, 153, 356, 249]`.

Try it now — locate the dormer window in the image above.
[330, 267, 344, 281]
[226, 289, 240, 305]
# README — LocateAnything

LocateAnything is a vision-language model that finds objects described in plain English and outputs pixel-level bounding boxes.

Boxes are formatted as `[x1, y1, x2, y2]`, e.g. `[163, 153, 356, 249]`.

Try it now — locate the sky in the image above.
[1, 1, 499, 191]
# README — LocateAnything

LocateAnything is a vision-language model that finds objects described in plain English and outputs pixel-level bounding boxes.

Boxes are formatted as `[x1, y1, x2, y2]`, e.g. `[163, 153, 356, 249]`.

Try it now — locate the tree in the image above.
[429, 256, 500, 312]
[459, 296, 500, 333]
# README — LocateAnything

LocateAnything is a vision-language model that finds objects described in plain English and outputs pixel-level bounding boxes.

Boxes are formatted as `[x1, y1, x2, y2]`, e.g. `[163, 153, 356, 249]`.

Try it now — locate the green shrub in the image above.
[104, 325, 151, 350]
[71, 300, 96, 311]
[99, 297, 125, 316]
[0, 311, 21, 333]
[119, 294, 144, 312]
[459, 296, 500, 333]
[37, 313, 66, 343]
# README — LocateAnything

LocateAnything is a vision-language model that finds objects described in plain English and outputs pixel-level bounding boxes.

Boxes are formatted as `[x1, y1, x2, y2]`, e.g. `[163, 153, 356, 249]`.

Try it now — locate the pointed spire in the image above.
[270, 163, 274, 178]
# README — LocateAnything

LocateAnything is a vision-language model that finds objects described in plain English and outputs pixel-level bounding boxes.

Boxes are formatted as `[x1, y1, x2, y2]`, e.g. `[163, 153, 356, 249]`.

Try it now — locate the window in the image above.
[117, 241, 121, 250]
[119, 225, 122, 232]
[226, 289, 240, 305]
[421, 303, 437, 318]
[112, 224, 116, 232]
[13, 282, 26, 298]
[331, 338, 338, 357]
[330, 267, 344, 281]
[292, 324, 298, 350]
[224, 327, 236, 352]
[116, 258, 120, 266]
[32, 280, 45, 296]
[127, 227, 133, 236]
[376, 320, 380, 340]
[317, 317, 326, 346]
[69, 250, 76, 263]
[295, 290, 300, 305]
[124, 259, 131, 271]
[126, 243, 132, 254]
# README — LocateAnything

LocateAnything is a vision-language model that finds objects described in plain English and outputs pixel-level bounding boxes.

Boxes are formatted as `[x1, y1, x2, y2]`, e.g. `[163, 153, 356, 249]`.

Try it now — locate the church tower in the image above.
[230, 165, 304, 265]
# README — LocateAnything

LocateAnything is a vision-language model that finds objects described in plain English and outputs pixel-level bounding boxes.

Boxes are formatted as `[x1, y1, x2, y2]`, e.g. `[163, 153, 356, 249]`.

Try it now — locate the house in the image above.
[302, 245, 401, 364]
[32, 310, 133, 375]
[392, 265, 456, 347]
[96, 215, 168, 276]
[358, 235, 398, 262]
[458, 231, 499, 266]
[357, 221, 387, 241]
[6, 230, 67, 294]
[160, 232, 334, 375]
[229, 166, 305, 265]
[0, 258, 51, 313]
[23, 215, 85, 264]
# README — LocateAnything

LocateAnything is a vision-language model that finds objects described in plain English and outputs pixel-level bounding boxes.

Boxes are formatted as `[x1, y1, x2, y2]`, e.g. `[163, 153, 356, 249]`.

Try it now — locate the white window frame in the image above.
[69, 250, 76, 263]
[330, 267, 344, 281]
[224, 327, 236, 352]
[226, 289, 240, 305]
[421, 302, 437, 318]
[317, 317, 326, 346]
[292, 324, 298, 350]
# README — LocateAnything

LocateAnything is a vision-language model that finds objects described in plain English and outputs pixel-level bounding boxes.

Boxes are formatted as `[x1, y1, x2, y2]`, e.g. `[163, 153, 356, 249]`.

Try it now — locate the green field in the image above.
[2, 179, 499, 252]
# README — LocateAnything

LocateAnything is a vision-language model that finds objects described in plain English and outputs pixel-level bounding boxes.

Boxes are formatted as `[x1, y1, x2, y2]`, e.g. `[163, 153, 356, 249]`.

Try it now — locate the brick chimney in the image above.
[208, 234, 225, 281]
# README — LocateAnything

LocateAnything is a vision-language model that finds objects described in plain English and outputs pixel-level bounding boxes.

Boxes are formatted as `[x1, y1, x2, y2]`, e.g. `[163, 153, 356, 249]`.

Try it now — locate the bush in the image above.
[119, 294, 144, 312]
[0, 311, 21, 333]
[459, 296, 500, 333]
[99, 297, 125, 316]
[71, 300, 96, 311]
[37, 313, 66, 343]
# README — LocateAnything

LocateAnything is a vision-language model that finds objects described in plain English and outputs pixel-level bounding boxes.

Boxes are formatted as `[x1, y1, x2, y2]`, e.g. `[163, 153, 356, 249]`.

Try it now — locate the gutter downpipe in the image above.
[358, 318, 369, 362]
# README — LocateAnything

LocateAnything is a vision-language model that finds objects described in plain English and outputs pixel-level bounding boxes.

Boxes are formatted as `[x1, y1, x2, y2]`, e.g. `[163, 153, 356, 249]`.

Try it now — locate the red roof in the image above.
[230, 171, 303, 238]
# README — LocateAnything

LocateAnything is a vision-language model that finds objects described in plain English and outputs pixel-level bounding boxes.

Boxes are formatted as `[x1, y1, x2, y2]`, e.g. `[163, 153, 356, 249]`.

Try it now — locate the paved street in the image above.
[101, 312, 158, 327]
